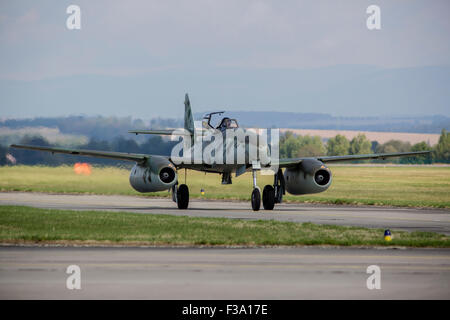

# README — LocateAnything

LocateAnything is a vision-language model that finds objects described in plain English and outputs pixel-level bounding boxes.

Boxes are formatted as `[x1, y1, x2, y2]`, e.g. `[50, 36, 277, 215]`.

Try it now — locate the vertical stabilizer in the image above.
[184, 93, 194, 135]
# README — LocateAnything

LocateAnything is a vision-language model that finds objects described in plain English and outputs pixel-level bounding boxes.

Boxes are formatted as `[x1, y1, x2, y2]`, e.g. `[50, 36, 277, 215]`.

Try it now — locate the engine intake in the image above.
[314, 169, 331, 186]
[159, 167, 176, 184]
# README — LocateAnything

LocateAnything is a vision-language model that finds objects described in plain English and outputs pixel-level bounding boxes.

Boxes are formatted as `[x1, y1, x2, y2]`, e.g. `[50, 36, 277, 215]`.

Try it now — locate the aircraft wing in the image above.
[279, 150, 431, 168]
[10, 144, 431, 170]
[10, 144, 150, 163]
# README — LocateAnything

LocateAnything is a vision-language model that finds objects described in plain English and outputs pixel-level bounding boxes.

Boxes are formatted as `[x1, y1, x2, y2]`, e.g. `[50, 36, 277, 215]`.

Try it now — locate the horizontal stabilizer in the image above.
[128, 129, 192, 136]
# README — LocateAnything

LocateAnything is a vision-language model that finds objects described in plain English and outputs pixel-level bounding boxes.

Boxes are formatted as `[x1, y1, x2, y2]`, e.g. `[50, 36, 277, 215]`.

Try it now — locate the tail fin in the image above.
[184, 93, 194, 135]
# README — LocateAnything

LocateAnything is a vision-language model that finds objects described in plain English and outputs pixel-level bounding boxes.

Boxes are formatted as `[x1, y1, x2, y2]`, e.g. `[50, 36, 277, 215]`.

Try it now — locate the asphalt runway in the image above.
[1, 192, 449, 234]
[0, 246, 449, 299]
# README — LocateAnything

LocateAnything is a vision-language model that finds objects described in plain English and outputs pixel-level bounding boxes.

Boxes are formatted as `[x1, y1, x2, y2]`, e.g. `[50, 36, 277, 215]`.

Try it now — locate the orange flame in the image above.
[73, 163, 92, 175]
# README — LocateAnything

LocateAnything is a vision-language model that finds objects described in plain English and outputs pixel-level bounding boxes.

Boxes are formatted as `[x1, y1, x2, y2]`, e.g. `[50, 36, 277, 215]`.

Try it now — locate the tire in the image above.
[171, 185, 177, 203]
[275, 184, 283, 204]
[251, 188, 261, 211]
[176, 184, 189, 209]
[274, 169, 284, 204]
[263, 185, 275, 210]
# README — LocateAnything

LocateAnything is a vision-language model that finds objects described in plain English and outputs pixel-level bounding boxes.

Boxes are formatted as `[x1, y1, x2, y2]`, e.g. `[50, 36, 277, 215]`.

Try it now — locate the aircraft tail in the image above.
[184, 93, 194, 135]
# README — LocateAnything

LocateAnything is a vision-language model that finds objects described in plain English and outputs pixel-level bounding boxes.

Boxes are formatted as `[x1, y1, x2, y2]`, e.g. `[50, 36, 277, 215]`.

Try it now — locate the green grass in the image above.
[0, 205, 448, 247]
[1, 165, 449, 208]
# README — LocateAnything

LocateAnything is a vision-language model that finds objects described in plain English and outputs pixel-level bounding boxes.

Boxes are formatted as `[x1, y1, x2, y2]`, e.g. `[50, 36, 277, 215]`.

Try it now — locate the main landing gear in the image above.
[172, 183, 189, 209]
[251, 168, 284, 211]
[172, 168, 285, 212]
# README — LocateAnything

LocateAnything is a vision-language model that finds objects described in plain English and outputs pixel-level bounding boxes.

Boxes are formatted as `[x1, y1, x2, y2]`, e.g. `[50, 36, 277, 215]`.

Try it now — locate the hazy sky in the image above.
[1, 0, 449, 118]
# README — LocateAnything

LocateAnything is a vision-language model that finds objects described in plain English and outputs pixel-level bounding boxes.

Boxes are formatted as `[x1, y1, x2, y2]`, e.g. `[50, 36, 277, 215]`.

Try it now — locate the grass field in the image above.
[0, 205, 448, 247]
[1, 165, 449, 208]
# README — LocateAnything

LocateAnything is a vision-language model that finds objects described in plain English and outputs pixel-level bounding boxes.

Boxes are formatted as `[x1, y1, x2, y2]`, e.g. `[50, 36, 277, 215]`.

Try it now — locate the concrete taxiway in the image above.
[0, 192, 449, 234]
[0, 246, 449, 299]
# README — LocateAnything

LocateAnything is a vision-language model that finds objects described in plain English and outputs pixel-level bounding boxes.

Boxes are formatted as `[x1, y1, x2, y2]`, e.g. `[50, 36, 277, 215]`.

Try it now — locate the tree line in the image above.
[1, 129, 449, 165]
[280, 129, 449, 163]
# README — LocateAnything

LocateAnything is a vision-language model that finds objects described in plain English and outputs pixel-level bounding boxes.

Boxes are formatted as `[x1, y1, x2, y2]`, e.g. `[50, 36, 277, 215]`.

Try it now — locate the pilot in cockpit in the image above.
[217, 117, 238, 131]
[218, 117, 231, 131]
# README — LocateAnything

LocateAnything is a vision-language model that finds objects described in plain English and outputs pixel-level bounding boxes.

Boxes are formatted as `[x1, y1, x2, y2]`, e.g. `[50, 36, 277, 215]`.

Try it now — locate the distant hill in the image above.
[194, 112, 449, 134]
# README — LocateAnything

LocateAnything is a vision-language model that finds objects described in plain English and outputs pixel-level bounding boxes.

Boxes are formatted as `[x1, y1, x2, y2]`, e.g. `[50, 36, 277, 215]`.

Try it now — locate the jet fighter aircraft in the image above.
[11, 94, 431, 211]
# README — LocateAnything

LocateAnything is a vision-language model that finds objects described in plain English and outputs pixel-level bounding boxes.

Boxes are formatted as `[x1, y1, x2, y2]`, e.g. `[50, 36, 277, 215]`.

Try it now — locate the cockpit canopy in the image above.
[202, 112, 239, 130]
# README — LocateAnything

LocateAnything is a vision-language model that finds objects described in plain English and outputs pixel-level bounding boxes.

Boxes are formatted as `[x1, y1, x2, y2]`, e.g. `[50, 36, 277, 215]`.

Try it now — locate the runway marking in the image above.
[2, 262, 450, 271]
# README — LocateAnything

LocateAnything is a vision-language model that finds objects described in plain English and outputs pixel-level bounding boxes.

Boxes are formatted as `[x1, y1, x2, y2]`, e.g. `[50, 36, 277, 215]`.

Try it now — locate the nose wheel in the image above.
[250, 169, 261, 211]
[251, 187, 261, 211]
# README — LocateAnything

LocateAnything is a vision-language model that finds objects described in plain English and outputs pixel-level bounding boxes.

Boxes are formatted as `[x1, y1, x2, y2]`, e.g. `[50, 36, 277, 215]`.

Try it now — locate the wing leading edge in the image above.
[10, 144, 150, 164]
[279, 150, 431, 168]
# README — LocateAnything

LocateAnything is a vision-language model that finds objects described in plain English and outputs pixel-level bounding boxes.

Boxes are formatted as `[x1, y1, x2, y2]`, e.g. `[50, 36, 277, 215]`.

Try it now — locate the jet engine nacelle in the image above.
[129, 156, 177, 193]
[284, 159, 332, 195]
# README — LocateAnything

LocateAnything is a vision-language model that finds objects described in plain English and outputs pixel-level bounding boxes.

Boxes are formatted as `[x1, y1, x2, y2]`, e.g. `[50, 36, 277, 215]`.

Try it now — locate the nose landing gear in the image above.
[251, 169, 261, 211]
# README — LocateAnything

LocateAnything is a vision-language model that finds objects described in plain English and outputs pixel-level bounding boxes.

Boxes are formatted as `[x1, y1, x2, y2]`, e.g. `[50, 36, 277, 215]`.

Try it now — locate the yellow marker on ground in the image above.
[384, 229, 392, 241]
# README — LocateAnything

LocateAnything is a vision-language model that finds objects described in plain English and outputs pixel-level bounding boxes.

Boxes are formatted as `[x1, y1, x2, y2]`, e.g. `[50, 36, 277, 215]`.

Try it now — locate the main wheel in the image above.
[274, 184, 283, 204]
[251, 188, 261, 211]
[171, 185, 177, 203]
[274, 169, 284, 204]
[263, 185, 275, 210]
[176, 184, 189, 209]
